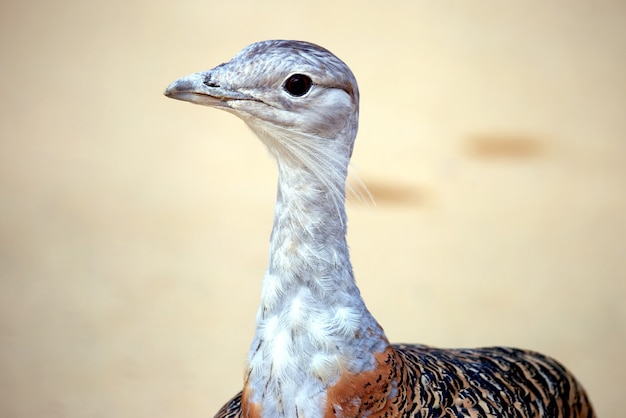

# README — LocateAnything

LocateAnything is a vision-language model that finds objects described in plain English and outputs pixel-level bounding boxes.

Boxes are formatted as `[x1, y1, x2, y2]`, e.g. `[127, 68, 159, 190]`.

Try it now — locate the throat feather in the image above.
[243, 163, 389, 417]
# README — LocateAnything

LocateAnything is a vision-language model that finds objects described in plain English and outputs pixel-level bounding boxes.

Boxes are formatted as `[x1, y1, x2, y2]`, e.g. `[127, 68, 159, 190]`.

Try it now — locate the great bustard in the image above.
[165, 40, 594, 418]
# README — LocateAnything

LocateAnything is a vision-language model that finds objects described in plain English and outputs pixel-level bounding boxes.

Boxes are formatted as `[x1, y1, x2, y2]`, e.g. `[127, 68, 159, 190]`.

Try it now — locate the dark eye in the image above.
[283, 74, 312, 97]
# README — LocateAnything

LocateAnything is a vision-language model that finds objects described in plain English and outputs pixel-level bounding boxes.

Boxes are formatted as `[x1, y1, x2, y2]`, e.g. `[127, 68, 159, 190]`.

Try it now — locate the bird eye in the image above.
[283, 74, 312, 97]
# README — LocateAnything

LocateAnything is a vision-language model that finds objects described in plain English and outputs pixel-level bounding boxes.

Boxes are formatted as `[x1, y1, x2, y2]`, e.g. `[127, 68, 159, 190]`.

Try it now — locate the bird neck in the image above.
[243, 161, 390, 417]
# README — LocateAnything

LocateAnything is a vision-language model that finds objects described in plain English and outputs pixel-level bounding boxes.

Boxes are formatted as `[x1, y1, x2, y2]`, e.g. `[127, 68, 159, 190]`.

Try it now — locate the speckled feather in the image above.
[215, 344, 593, 417]
[164, 40, 594, 418]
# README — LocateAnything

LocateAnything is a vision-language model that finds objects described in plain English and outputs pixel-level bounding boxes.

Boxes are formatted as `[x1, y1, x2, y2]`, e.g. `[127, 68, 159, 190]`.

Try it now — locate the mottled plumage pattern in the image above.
[394, 345, 592, 417]
[214, 344, 593, 417]
[164, 40, 594, 418]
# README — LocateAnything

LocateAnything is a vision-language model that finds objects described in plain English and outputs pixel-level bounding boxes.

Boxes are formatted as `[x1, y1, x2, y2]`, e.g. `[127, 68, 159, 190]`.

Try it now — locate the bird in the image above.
[164, 40, 595, 418]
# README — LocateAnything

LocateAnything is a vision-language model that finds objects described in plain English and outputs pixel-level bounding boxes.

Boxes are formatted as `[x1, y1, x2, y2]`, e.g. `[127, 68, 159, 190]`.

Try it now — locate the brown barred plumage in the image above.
[214, 344, 593, 417]
[165, 40, 595, 418]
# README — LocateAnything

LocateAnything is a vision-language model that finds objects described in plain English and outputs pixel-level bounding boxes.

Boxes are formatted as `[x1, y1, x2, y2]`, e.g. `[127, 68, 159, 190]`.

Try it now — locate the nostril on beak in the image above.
[203, 76, 220, 88]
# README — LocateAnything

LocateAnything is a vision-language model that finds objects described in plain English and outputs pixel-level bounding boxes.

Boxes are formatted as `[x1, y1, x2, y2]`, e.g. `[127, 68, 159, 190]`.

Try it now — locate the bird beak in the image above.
[164, 71, 255, 107]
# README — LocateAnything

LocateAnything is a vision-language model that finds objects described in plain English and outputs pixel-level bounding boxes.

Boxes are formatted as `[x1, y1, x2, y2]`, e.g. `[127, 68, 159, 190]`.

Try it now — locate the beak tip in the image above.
[164, 84, 176, 98]
[164, 73, 208, 102]
[164, 78, 193, 102]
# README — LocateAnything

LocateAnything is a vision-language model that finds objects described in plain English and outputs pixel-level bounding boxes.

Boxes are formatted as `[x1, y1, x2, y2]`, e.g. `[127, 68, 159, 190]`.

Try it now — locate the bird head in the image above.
[165, 40, 360, 177]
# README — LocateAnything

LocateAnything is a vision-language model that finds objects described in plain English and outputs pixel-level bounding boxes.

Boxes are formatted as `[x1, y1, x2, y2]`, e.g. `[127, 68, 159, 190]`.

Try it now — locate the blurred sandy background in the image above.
[1, 0, 624, 416]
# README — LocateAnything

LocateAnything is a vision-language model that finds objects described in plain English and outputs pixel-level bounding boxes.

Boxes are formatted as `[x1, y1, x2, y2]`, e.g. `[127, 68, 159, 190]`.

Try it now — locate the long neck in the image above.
[243, 160, 389, 417]
[264, 161, 354, 319]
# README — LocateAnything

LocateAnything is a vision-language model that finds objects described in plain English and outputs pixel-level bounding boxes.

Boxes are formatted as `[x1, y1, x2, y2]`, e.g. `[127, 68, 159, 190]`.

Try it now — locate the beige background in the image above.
[1, 1, 624, 417]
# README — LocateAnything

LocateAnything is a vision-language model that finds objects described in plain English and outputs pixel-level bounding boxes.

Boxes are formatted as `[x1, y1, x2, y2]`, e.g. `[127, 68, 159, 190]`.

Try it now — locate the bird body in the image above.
[165, 40, 594, 418]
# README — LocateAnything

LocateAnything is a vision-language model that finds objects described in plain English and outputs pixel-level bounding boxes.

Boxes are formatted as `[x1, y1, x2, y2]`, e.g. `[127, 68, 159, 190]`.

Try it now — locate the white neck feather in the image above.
[244, 157, 387, 417]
